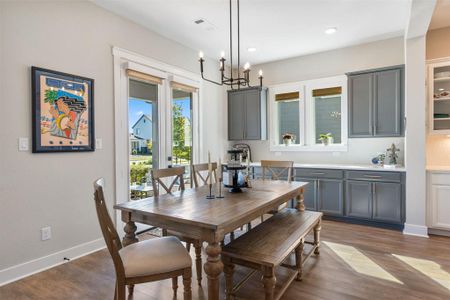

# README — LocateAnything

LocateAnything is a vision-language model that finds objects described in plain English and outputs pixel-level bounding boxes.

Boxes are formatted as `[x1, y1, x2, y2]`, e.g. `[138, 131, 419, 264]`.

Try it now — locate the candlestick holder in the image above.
[206, 183, 215, 199]
[216, 180, 224, 198]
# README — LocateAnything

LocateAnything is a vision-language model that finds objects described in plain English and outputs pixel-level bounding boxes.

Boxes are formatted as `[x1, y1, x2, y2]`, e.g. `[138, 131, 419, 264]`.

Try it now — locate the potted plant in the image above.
[318, 133, 333, 146]
[282, 133, 295, 146]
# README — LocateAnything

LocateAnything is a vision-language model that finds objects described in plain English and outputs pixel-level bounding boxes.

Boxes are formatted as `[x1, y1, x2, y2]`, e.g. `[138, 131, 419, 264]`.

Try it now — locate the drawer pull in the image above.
[364, 175, 382, 179]
[311, 172, 326, 175]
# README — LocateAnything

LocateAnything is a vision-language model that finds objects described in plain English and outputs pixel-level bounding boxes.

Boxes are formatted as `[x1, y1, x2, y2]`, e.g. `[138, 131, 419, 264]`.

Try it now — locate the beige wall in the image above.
[241, 37, 405, 164]
[426, 27, 450, 167]
[0, 0, 225, 273]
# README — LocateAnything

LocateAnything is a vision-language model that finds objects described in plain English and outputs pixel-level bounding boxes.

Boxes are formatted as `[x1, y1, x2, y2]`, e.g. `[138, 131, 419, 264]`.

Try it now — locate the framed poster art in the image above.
[31, 67, 95, 153]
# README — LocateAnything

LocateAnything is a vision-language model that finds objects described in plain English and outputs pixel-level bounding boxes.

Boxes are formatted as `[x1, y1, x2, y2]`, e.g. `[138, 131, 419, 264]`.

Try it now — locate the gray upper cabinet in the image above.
[374, 69, 402, 136]
[228, 91, 245, 140]
[228, 87, 267, 140]
[348, 65, 404, 138]
[349, 73, 373, 137]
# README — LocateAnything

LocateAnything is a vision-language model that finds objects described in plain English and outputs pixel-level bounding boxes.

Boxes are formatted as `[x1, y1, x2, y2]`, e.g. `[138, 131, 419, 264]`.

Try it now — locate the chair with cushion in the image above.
[151, 167, 203, 286]
[93, 178, 192, 300]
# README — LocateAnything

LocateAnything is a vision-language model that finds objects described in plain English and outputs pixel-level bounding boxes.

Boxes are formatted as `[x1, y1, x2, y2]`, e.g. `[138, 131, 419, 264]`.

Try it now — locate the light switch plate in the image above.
[18, 137, 29, 151]
[95, 138, 102, 149]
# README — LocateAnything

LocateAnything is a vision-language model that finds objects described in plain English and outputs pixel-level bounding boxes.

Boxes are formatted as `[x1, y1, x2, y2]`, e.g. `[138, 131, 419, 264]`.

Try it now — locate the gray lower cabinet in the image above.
[372, 182, 402, 223]
[254, 167, 404, 227]
[347, 65, 404, 138]
[346, 180, 372, 219]
[297, 178, 317, 211]
[317, 179, 344, 216]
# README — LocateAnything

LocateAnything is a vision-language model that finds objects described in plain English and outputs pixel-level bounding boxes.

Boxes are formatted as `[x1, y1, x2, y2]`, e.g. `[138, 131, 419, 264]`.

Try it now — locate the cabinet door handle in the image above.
[311, 172, 326, 175]
[364, 175, 382, 179]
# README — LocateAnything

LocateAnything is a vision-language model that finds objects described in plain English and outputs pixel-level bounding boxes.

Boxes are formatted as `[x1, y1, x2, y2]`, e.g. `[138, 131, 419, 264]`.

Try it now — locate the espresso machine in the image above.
[223, 149, 249, 193]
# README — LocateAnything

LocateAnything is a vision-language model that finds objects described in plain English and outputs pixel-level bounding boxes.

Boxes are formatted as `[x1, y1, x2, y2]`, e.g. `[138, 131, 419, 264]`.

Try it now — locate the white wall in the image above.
[238, 37, 405, 164]
[0, 0, 225, 282]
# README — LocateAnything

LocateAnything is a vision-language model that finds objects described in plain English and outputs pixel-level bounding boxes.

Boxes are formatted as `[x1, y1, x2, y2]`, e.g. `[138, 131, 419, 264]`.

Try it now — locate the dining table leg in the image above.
[123, 220, 138, 247]
[295, 188, 305, 212]
[204, 241, 223, 300]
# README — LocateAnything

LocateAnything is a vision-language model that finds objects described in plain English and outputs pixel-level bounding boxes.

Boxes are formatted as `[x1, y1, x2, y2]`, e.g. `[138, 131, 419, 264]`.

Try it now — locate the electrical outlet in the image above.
[41, 226, 52, 241]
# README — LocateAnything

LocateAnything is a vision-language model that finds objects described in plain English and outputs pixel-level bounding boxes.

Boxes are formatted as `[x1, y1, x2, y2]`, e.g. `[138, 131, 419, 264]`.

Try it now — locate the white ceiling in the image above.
[429, 0, 450, 30]
[94, 0, 412, 66]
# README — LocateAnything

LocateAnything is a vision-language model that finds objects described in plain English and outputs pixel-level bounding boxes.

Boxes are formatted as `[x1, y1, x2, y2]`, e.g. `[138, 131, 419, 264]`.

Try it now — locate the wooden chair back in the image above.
[93, 178, 125, 277]
[261, 160, 294, 182]
[191, 162, 218, 188]
[151, 167, 186, 196]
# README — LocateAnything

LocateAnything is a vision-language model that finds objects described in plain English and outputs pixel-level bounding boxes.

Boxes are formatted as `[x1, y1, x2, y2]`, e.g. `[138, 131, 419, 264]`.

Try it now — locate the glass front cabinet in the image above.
[428, 59, 450, 135]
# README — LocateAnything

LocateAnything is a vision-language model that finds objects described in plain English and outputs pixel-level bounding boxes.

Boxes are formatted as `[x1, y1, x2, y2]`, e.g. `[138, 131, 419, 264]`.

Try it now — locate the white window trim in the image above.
[112, 47, 202, 230]
[269, 75, 348, 152]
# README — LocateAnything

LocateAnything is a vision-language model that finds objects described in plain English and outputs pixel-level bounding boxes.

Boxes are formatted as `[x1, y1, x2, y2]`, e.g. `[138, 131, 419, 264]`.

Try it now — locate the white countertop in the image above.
[245, 162, 406, 172]
[427, 166, 450, 172]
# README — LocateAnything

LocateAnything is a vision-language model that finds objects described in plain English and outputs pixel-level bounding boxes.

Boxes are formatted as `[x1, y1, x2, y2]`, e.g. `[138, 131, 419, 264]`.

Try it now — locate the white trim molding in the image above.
[0, 238, 105, 286]
[403, 223, 429, 238]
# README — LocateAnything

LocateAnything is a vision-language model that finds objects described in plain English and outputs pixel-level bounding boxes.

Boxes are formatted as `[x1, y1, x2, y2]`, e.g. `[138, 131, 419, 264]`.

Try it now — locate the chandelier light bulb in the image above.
[220, 51, 225, 58]
[199, 51, 204, 58]
[259, 69, 263, 77]
[244, 62, 250, 70]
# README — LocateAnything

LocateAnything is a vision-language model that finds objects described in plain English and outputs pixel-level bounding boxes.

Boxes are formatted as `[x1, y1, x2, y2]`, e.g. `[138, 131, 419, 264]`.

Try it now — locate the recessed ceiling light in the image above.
[247, 47, 257, 52]
[325, 27, 337, 35]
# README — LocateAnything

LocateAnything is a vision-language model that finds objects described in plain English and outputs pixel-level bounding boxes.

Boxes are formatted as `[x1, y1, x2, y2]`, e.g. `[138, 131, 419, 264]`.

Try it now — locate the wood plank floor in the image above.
[2, 220, 450, 299]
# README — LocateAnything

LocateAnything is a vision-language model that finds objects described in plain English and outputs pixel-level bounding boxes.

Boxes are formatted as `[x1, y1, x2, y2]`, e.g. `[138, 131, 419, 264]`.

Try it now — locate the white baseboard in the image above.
[0, 238, 105, 287]
[403, 223, 429, 238]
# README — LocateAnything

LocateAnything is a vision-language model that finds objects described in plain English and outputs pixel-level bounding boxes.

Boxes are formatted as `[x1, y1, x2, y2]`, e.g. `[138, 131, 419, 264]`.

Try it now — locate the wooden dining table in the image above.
[114, 179, 308, 300]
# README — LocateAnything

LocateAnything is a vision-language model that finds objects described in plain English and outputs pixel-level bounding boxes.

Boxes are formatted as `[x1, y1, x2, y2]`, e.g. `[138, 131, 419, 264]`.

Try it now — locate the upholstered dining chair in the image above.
[259, 160, 294, 222]
[93, 178, 192, 300]
[151, 167, 203, 286]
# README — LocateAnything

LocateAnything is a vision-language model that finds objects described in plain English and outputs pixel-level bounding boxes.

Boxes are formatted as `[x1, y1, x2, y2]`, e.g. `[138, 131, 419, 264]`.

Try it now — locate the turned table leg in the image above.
[295, 188, 305, 212]
[204, 242, 223, 300]
[314, 219, 322, 255]
[262, 266, 276, 300]
[122, 220, 138, 247]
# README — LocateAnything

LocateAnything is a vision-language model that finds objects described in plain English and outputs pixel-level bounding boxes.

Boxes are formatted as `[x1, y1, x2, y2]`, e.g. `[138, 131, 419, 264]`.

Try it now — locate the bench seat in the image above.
[221, 209, 322, 300]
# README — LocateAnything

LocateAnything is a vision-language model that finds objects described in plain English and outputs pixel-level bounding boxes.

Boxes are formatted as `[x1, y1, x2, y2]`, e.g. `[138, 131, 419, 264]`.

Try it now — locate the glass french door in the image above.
[171, 87, 194, 188]
[126, 69, 198, 200]
[128, 78, 159, 200]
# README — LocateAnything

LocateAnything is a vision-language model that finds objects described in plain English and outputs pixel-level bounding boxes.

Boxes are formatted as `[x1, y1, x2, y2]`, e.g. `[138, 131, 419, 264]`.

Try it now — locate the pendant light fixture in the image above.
[198, 0, 263, 89]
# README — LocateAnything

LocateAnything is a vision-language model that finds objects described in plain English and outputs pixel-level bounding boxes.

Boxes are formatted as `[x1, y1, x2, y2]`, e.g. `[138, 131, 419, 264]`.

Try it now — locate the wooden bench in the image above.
[221, 209, 323, 300]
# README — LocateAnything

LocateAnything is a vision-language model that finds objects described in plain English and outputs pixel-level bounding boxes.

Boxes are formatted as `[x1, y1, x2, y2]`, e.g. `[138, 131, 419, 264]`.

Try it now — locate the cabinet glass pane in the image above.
[277, 100, 300, 144]
[433, 66, 450, 131]
[314, 95, 342, 144]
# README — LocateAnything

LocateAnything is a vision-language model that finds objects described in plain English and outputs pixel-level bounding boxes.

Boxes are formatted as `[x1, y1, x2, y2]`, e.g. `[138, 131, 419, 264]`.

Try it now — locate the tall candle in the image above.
[218, 157, 222, 181]
[208, 151, 212, 184]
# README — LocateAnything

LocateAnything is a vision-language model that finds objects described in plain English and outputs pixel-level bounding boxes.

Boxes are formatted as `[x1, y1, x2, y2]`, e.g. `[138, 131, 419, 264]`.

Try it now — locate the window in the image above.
[312, 87, 342, 144]
[270, 75, 347, 151]
[276, 92, 301, 144]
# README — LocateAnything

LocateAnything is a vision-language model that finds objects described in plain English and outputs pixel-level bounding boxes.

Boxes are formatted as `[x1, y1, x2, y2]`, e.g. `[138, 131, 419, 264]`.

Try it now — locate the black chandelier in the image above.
[198, 0, 263, 90]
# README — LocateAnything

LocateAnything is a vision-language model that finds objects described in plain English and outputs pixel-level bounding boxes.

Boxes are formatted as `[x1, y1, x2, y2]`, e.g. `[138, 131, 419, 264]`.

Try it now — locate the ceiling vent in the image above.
[194, 19, 205, 24]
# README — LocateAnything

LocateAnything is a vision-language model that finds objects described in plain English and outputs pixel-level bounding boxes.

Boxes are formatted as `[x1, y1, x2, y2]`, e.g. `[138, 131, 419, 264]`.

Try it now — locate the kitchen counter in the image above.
[245, 162, 406, 172]
[427, 166, 450, 172]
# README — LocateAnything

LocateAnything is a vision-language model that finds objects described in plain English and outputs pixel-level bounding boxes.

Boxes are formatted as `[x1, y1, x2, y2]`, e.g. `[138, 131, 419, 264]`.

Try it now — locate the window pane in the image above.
[172, 89, 193, 187]
[314, 95, 342, 144]
[278, 100, 300, 144]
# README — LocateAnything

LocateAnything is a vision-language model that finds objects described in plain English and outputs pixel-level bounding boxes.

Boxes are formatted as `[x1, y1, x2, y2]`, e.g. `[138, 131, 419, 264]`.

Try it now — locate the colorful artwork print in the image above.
[32, 67, 94, 152]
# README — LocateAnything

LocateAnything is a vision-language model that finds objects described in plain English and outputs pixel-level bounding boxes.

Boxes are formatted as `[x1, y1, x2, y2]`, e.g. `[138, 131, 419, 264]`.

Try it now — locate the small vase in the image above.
[321, 139, 329, 146]
[283, 139, 291, 146]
